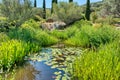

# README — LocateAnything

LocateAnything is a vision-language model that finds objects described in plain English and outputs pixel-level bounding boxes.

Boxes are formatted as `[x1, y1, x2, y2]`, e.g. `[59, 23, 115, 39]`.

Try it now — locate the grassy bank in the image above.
[0, 19, 120, 80]
[63, 21, 120, 79]
[70, 41, 120, 80]
[65, 23, 119, 48]
[0, 19, 58, 72]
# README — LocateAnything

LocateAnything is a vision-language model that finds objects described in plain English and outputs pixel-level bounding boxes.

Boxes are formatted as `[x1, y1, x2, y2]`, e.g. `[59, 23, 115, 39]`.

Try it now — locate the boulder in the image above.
[41, 21, 66, 31]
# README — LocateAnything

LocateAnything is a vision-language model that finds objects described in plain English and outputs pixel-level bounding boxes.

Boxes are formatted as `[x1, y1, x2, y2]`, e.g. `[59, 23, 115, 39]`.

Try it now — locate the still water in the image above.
[2, 48, 82, 80]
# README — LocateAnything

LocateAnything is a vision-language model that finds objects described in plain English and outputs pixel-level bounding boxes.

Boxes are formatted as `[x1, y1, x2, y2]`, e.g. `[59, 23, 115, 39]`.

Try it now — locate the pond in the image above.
[1, 48, 82, 80]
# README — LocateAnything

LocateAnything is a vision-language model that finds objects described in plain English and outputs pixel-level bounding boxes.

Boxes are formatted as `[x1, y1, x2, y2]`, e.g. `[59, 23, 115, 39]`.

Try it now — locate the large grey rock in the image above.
[41, 21, 66, 31]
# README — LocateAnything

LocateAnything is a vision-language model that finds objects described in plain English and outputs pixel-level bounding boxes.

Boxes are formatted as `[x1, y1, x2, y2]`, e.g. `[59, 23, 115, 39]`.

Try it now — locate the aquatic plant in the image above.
[0, 40, 40, 72]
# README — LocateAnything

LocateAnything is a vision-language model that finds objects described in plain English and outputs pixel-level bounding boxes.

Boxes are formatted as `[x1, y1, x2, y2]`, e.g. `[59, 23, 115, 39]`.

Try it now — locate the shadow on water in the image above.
[2, 48, 82, 80]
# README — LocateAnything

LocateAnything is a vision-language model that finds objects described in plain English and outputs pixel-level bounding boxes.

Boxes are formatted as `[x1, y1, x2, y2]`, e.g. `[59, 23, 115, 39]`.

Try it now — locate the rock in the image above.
[41, 22, 55, 31]
[41, 21, 66, 31]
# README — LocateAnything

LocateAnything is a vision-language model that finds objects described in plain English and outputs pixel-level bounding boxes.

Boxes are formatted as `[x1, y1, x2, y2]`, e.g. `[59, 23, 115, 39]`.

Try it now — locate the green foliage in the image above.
[0, 17, 9, 32]
[7, 20, 58, 47]
[0, 32, 10, 43]
[49, 26, 78, 40]
[50, 30, 69, 40]
[51, 0, 58, 13]
[34, 31, 58, 46]
[0, 19, 59, 72]
[51, 2, 82, 24]
[70, 41, 120, 80]
[91, 12, 98, 23]
[0, 40, 32, 71]
[65, 24, 119, 48]
[0, 0, 33, 27]
[21, 19, 40, 29]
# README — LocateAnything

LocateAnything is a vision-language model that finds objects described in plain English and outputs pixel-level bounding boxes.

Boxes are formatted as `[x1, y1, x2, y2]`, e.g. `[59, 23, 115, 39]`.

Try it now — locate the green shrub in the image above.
[65, 24, 119, 48]
[35, 31, 58, 46]
[50, 30, 69, 40]
[65, 25, 91, 47]
[0, 32, 10, 43]
[0, 40, 32, 71]
[1, 0, 33, 27]
[70, 41, 120, 80]
[8, 27, 35, 42]
[8, 24, 58, 47]
[49, 26, 78, 41]
[51, 2, 82, 24]
[91, 12, 98, 23]
[21, 19, 40, 29]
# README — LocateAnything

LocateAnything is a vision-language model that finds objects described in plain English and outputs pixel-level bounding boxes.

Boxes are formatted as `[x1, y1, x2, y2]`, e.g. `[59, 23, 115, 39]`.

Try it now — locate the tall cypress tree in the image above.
[55, 0, 57, 3]
[43, 0, 46, 19]
[69, 0, 73, 3]
[34, 0, 37, 7]
[51, 0, 57, 13]
[85, 0, 91, 20]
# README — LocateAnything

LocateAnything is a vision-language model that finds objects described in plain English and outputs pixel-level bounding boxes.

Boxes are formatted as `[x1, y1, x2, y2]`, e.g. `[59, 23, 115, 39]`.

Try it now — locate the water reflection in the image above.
[13, 63, 36, 80]
[2, 48, 82, 80]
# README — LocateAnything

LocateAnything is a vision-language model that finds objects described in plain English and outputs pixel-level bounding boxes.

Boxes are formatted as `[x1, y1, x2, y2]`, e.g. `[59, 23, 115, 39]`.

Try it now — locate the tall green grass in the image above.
[65, 24, 119, 48]
[0, 40, 36, 71]
[0, 32, 10, 43]
[0, 19, 58, 72]
[70, 41, 120, 80]
[49, 26, 78, 40]
[8, 22, 58, 47]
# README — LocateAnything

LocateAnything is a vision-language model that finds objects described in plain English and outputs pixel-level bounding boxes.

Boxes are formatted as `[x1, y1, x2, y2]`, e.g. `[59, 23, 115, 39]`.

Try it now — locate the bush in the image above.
[8, 22, 58, 47]
[49, 25, 78, 41]
[35, 31, 58, 46]
[21, 19, 40, 29]
[91, 12, 98, 23]
[65, 24, 119, 48]
[0, 17, 9, 32]
[0, 40, 31, 71]
[70, 41, 120, 80]
[0, 0, 33, 27]
[0, 32, 10, 43]
[50, 30, 68, 40]
[51, 2, 82, 24]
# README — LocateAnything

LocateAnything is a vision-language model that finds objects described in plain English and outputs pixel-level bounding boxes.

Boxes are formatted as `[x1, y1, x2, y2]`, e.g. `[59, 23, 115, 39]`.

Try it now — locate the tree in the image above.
[34, 0, 37, 7]
[85, 0, 91, 20]
[69, 0, 73, 3]
[51, 0, 58, 13]
[51, 2, 82, 25]
[1, 0, 33, 27]
[43, 0, 46, 19]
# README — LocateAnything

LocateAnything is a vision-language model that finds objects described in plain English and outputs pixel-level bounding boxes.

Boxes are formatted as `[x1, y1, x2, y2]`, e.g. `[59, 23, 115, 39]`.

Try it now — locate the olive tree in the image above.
[0, 0, 33, 27]
[51, 2, 82, 25]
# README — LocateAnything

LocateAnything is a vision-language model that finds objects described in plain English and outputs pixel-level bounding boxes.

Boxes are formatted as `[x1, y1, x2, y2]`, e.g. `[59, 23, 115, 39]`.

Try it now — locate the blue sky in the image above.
[31, 0, 102, 8]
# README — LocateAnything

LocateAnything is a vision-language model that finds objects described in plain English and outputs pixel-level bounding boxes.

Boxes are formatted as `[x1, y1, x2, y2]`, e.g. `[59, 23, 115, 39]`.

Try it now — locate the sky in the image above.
[32, 0, 102, 8]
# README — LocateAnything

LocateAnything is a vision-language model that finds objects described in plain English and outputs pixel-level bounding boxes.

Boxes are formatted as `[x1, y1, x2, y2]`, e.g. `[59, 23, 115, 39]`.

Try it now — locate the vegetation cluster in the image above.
[0, 0, 120, 80]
